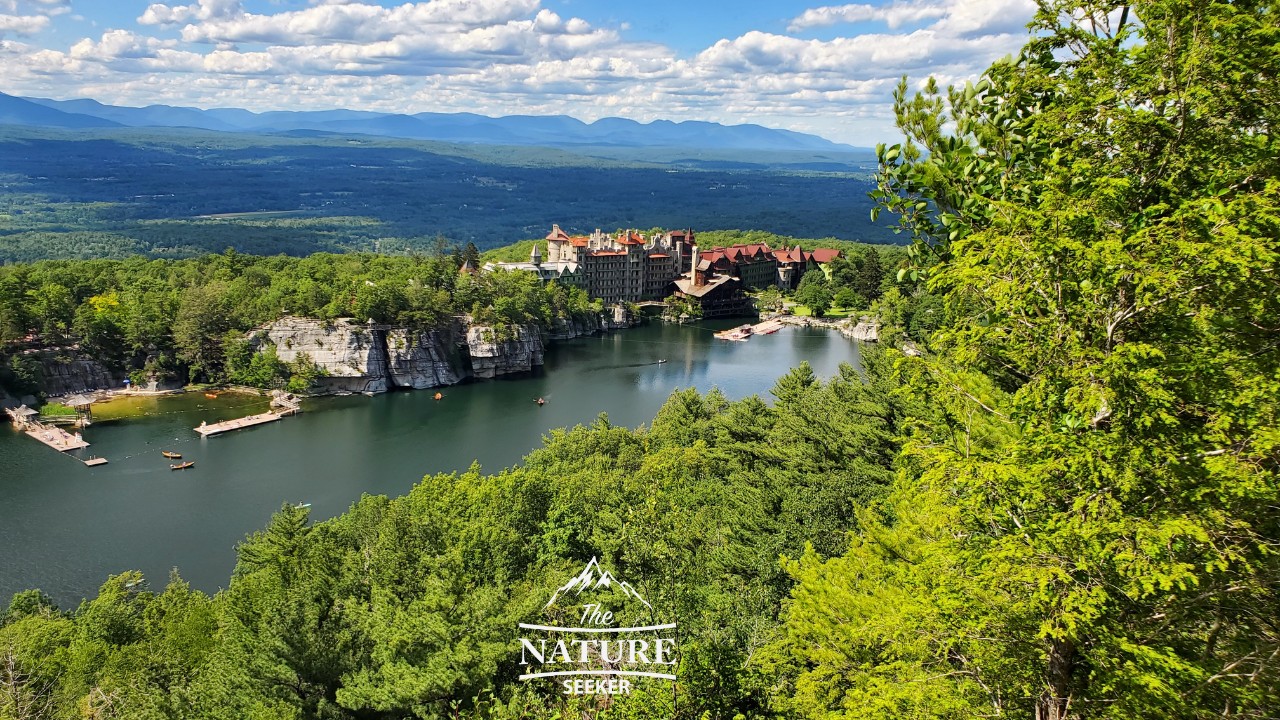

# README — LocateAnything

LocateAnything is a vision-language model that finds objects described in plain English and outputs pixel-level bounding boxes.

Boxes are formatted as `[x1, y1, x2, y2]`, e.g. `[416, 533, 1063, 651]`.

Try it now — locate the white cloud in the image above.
[8, 0, 1039, 144]
[788, 0, 1036, 36]
[788, 1, 950, 32]
[0, 12, 49, 35]
[0, 0, 68, 37]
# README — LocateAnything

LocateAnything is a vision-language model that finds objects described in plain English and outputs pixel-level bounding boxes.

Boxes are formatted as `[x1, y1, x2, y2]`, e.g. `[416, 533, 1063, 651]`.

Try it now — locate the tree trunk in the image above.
[1037, 638, 1076, 720]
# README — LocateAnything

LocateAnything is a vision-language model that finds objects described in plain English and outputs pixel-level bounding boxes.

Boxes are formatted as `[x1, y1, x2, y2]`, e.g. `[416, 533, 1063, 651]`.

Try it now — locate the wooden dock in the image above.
[195, 408, 295, 437]
[83, 457, 108, 466]
[24, 424, 90, 452]
[751, 319, 785, 335]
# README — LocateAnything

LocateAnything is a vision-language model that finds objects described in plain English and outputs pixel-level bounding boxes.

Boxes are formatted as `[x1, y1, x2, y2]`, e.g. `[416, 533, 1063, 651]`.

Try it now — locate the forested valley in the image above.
[0, 128, 889, 263]
[2, 0, 1278, 718]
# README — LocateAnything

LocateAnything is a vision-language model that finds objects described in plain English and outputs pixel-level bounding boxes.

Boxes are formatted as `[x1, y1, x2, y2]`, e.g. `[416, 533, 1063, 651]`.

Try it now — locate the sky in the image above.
[0, 0, 1039, 145]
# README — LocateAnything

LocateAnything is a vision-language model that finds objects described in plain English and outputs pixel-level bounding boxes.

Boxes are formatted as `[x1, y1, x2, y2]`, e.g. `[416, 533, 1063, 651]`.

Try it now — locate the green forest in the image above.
[0, 231, 908, 399]
[0, 127, 891, 263]
[0, 245, 600, 394]
[3, 0, 1279, 718]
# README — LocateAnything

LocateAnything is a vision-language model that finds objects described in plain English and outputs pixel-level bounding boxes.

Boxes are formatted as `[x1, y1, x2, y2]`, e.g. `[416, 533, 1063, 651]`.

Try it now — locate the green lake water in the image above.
[0, 321, 862, 606]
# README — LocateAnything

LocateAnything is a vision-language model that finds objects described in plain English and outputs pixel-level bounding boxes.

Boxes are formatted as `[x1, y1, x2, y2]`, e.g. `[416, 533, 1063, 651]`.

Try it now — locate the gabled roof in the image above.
[673, 273, 737, 298]
[703, 243, 775, 265]
[811, 248, 841, 263]
[546, 224, 571, 241]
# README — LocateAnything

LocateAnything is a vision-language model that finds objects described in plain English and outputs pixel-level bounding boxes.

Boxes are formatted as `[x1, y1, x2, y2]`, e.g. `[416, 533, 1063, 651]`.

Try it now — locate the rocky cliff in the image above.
[845, 318, 880, 342]
[547, 305, 634, 340]
[253, 307, 635, 394]
[466, 325, 543, 380]
[254, 317, 394, 394]
[5, 350, 125, 398]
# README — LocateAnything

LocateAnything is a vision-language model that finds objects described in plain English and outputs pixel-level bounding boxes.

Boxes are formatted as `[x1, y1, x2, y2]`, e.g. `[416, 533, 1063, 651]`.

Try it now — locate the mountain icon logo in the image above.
[545, 557, 652, 610]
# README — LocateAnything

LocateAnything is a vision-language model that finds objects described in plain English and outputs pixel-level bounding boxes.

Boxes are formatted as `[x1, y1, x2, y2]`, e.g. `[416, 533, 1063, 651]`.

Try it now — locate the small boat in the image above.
[535, 397, 546, 406]
[204, 392, 219, 399]
[161, 451, 182, 459]
[656, 359, 667, 364]
[170, 461, 195, 470]
[295, 502, 311, 509]
[434, 392, 443, 400]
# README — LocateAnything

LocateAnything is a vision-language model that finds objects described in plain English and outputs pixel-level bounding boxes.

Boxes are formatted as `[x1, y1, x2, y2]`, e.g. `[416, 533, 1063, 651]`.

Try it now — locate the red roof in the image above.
[773, 245, 813, 263]
[570, 237, 589, 247]
[546, 224, 570, 241]
[702, 243, 774, 265]
[648, 253, 669, 258]
[811, 248, 841, 263]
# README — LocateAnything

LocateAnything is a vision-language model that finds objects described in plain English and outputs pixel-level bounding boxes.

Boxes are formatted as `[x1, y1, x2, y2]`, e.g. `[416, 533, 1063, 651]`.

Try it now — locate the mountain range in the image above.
[0, 91, 854, 152]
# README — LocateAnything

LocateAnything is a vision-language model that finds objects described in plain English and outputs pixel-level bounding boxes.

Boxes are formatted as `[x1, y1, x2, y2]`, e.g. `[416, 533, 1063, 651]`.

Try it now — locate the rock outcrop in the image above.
[466, 324, 543, 380]
[845, 318, 880, 342]
[251, 307, 636, 394]
[385, 327, 465, 389]
[255, 317, 393, 394]
[547, 305, 636, 340]
[10, 351, 125, 397]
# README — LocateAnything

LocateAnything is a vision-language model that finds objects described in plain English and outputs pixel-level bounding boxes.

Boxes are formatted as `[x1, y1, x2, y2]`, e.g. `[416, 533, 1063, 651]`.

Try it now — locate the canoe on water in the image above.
[161, 451, 182, 459]
[170, 461, 195, 470]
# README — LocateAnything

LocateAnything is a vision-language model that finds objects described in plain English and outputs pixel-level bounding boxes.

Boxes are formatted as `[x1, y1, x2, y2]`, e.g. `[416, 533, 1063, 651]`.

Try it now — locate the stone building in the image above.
[670, 247, 753, 318]
[488, 225, 693, 304]
[699, 243, 842, 290]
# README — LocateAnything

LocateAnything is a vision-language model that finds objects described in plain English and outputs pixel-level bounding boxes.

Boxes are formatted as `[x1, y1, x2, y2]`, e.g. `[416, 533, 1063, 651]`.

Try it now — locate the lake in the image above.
[0, 321, 862, 607]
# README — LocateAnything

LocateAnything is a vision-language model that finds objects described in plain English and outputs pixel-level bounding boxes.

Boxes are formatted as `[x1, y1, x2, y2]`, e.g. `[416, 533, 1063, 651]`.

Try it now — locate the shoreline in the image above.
[31, 315, 874, 418]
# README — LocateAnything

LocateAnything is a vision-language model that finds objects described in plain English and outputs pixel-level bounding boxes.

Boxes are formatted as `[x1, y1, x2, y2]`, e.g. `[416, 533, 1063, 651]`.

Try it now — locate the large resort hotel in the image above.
[485, 225, 842, 308]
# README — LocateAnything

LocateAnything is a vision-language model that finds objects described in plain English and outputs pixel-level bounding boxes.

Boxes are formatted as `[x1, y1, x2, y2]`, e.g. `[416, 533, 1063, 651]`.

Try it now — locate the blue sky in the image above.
[0, 0, 1038, 144]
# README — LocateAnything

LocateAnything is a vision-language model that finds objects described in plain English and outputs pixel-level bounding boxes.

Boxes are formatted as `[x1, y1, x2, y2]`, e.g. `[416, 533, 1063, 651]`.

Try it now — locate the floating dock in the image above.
[24, 425, 90, 451]
[9, 406, 108, 465]
[195, 409, 292, 437]
[751, 319, 785, 335]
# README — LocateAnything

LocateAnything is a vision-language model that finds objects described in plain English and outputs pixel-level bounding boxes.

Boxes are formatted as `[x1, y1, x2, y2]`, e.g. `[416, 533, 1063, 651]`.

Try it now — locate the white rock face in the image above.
[258, 317, 390, 394]
[846, 319, 880, 342]
[252, 308, 634, 394]
[466, 324, 544, 379]
[384, 327, 464, 389]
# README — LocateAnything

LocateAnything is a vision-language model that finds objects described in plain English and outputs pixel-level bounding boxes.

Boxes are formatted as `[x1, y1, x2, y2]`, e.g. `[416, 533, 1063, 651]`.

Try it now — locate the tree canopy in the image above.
[775, 0, 1280, 718]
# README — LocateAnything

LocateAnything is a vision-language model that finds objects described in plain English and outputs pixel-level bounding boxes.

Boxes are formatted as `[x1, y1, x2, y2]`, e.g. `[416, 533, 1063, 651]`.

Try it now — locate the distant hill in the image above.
[14, 92, 858, 153]
[0, 124, 895, 263]
[0, 93, 122, 129]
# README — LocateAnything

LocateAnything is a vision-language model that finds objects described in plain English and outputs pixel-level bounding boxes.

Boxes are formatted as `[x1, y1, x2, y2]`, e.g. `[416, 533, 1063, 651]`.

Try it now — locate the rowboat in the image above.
[161, 451, 182, 459]
[204, 392, 219, 399]
[170, 461, 195, 470]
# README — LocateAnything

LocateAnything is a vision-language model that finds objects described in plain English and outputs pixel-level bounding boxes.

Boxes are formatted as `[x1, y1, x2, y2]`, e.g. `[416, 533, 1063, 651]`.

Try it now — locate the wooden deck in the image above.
[750, 319, 786, 335]
[195, 408, 295, 437]
[83, 457, 109, 466]
[24, 425, 90, 452]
